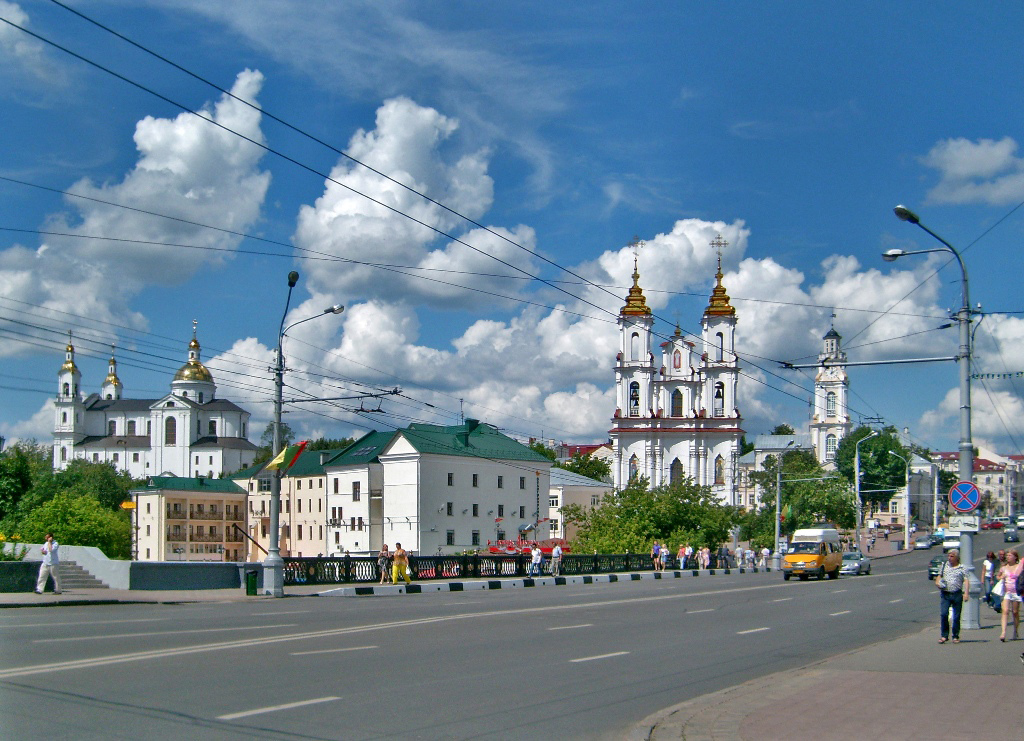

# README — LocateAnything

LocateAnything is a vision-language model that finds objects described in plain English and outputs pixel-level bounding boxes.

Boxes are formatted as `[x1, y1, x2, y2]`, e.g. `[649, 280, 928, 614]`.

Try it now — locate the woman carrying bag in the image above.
[996, 549, 1022, 642]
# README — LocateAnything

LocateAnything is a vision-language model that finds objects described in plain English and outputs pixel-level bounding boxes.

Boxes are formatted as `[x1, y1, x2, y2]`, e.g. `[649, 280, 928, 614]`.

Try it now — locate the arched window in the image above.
[165, 416, 177, 446]
[826, 391, 837, 417]
[825, 434, 838, 461]
[673, 349, 681, 369]
[630, 332, 640, 361]
[715, 332, 724, 362]
[62, 382, 70, 396]
[107, 421, 116, 436]
[61, 412, 67, 424]
[670, 458, 684, 485]
[714, 455, 725, 485]
[671, 389, 683, 417]
[629, 382, 640, 417]
[713, 382, 725, 417]
[60, 446, 67, 461]
[208, 420, 217, 436]
[106, 394, 112, 400]
[628, 454, 639, 481]
[198, 392, 204, 403]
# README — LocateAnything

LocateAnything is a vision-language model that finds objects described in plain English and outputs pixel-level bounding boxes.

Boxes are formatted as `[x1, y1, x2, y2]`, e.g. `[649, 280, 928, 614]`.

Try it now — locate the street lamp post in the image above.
[889, 204, 979, 629]
[263, 270, 344, 597]
[855, 430, 879, 551]
[889, 450, 911, 551]
[772, 440, 796, 569]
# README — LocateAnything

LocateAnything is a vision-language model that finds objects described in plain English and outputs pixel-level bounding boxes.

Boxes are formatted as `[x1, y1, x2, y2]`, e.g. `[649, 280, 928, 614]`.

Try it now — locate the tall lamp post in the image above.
[888, 204, 978, 628]
[888, 450, 911, 552]
[264, 270, 344, 597]
[855, 430, 879, 551]
[772, 439, 796, 569]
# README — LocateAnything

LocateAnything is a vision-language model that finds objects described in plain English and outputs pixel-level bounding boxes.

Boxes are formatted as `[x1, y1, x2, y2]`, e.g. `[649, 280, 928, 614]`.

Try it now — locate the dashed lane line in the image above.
[570, 651, 629, 663]
[548, 624, 593, 631]
[770, 597, 793, 603]
[737, 627, 770, 635]
[290, 645, 378, 656]
[830, 610, 851, 616]
[217, 696, 340, 721]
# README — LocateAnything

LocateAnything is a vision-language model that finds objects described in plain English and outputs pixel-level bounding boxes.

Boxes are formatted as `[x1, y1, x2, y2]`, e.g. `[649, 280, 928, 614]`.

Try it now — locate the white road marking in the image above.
[250, 611, 311, 617]
[34, 624, 297, 643]
[290, 645, 378, 656]
[831, 589, 847, 593]
[570, 651, 629, 663]
[873, 584, 887, 588]
[0, 618, 167, 629]
[737, 627, 770, 635]
[217, 696, 340, 720]
[548, 624, 593, 631]
[687, 609, 715, 614]
[830, 610, 851, 616]
[770, 597, 793, 603]
[889, 599, 904, 604]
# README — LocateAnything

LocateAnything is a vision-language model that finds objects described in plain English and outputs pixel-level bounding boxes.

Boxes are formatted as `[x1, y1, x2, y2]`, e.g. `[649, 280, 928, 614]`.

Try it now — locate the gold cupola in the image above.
[704, 236, 736, 319]
[172, 321, 215, 394]
[620, 257, 652, 316]
[60, 332, 78, 374]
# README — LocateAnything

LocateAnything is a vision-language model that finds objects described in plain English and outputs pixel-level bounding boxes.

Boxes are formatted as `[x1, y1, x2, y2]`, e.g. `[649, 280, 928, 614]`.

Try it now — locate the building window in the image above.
[108, 420, 116, 436]
[127, 420, 136, 435]
[519, 506, 525, 518]
[520, 477, 526, 489]
[825, 434, 838, 461]
[471, 530, 480, 546]
[164, 416, 177, 446]
[298, 525, 303, 540]
[112, 453, 119, 463]
[333, 479, 338, 494]
[472, 474, 478, 487]
[550, 519, 559, 533]
[146, 502, 151, 514]
[496, 530, 505, 541]
[826, 391, 837, 418]
[889, 501, 899, 514]
[297, 480, 302, 491]
[93, 453, 99, 462]
[448, 473, 454, 486]
[352, 482, 361, 501]
[713, 382, 725, 418]
[549, 495, 558, 507]
[715, 331, 724, 362]
[498, 504, 504, 517]
[446, 530, 455, 546]
[258, 477, 271, 492]
[472, 503, 479, 517]
[209, 420, 216, 436]
[629, 381, 640, 416]
[60, 447, 67, 461]
[298, 499, 302, 513]
[497, 475, 504, 489]
[147, 421, 152, 436]
[591, 494, 600, 506]
[357, 517, 364, 531]
[671, 389, 683, 417]
[670, 458, 684, 485]
[446, 501, 453, 516]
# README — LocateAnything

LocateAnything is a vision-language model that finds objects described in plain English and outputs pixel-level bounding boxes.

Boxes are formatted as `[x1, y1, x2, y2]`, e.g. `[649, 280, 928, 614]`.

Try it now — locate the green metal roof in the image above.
[230, 462, 265, 480]
[396, 419, 551, 463]
[325, 430, 395, 467]
[138, 476, 245, 493]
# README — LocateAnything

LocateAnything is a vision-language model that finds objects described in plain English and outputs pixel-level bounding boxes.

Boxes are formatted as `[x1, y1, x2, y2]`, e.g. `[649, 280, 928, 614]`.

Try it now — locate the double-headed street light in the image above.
[854, 430, 879, 550]
[889, 204, 979, 628]
[888, 450, 911, 552]
[264, 270, 345, 597]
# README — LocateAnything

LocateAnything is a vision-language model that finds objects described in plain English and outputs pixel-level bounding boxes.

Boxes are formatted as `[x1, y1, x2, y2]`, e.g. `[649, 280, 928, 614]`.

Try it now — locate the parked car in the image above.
[929, 532, 944, 545]
[914, 536, 933, 549]
[1004, 528, 1020, 543]
[982, 520, 1004, 530]
[840, 551, 871, 575]
[928, 554, 946, 581]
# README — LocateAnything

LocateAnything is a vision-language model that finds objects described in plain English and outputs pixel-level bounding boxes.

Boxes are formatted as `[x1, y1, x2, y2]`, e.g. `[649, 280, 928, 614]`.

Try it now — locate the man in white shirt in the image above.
[550, 543, 563, 576]
[529, 545, 543, 577]
[35, 533, 62, 595]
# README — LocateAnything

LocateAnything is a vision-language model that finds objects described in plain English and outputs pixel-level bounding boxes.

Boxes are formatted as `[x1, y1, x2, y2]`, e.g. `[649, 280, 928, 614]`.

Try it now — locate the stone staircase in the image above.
[58, 561, 109, 589]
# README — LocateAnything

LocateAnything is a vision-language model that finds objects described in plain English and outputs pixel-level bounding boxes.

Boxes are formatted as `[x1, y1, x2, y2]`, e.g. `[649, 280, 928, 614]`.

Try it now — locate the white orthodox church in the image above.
[609, 239, 743, 503]
[808, 324, 851, 467]
[53, 326, 257, 479]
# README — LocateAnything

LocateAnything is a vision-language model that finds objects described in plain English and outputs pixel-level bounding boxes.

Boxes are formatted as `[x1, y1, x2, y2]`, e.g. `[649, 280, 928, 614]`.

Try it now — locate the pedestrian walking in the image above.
[35, 533, 62, 595]
[650, 541, 661, 571]
[759, 546, 769, 568]
[677, 544, 686, 570]
[529, 544, 543, 576]
[935, 548, 969, 644]
[391, 542, 411, 585]
[551, 543, 563, 576]
[377, 544, 391, 584]
[997, 549, 1022, 642]
[983, 551, 997, 607]
[660, 543, 670, 571]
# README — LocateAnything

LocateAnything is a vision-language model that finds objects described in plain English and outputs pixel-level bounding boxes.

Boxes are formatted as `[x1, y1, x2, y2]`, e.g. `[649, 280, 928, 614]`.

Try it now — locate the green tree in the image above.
[562, 476, 741, 553]
[556, 452, 611, 482]
[307, 436, 355, 452]
[834, 426, 908, 513]
[18, 492, 131, 559]
[771, 424, 795, 435]
[254, 422, 295, 465]
[0, 441, 51, 521]
[528, 440, 557, 461]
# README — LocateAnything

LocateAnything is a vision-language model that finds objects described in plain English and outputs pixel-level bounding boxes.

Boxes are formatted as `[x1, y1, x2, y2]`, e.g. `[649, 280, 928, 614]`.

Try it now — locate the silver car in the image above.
[840, 550, 871, 575]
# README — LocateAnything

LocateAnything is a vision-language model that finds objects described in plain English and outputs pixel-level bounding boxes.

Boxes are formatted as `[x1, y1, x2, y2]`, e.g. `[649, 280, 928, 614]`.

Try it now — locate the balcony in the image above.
[189, 511, 223, 521]
[190, 533, 225, 543]
[167, 532, 186, 542]
[166, 509, 187, 520]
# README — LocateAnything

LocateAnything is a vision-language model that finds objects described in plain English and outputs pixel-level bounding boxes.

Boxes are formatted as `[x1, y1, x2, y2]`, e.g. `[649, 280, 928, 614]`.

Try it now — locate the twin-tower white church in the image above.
[609, 241, 849, 502]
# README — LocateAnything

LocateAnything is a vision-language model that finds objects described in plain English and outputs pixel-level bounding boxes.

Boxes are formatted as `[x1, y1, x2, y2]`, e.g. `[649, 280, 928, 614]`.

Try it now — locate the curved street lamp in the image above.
[854, 430, 879, 550]
[888, 450, 911, 552]
[889, 204, 978, 629]
[264, 271, 345, 597]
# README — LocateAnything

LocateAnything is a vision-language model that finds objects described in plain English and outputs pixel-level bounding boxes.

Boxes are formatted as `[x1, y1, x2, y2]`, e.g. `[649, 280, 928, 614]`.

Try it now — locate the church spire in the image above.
[620, 237, 651, 316]
[704, 234, 736, 318]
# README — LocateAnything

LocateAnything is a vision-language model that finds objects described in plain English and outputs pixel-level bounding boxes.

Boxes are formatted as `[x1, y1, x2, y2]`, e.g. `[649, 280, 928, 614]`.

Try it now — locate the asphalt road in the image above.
[0, 539, 992, 740]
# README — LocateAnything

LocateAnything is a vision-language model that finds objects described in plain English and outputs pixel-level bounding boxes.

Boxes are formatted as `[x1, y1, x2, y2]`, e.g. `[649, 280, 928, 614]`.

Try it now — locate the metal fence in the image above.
[281, 552, 735, 586]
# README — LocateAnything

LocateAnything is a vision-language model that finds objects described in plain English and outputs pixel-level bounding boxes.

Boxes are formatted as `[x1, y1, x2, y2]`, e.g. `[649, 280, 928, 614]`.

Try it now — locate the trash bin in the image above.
[245, 570, 258, 596]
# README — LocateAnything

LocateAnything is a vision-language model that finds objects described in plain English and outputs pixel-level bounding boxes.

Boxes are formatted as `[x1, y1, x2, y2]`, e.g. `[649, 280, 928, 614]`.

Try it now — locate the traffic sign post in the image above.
[949, 481, 980, 513]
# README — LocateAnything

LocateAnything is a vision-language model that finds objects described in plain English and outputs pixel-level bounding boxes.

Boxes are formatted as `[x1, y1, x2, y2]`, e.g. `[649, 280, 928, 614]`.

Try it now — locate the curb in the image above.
[317, 566, 774, 597]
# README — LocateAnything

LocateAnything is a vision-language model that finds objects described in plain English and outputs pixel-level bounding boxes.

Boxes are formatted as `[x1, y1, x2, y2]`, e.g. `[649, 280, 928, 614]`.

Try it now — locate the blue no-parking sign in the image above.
[948, 480, 981, 513]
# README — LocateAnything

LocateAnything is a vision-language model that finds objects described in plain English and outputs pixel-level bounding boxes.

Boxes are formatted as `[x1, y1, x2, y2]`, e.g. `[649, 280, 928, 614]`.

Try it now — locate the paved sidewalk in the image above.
[631, 618, 1024, 741]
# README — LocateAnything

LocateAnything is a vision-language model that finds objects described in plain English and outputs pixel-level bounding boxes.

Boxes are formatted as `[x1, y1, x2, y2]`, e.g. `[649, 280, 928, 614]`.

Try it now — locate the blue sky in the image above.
[2, 1, 1023, 458]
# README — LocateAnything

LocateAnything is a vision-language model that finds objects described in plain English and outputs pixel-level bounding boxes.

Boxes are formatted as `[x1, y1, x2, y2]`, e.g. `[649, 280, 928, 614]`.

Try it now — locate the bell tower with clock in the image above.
[810, 320, 850, 468]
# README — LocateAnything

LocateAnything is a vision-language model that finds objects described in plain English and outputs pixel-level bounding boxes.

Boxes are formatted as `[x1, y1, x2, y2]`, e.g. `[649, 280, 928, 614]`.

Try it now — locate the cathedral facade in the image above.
[609, 244, 743, 503]
[53, 328, 256, 479]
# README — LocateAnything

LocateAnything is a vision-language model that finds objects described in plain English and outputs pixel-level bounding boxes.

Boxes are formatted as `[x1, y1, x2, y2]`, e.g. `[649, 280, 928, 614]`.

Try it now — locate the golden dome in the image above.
[620, 258, 651, 316]
[60, 358, 78, 374]
[173, 361, 213, 383]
